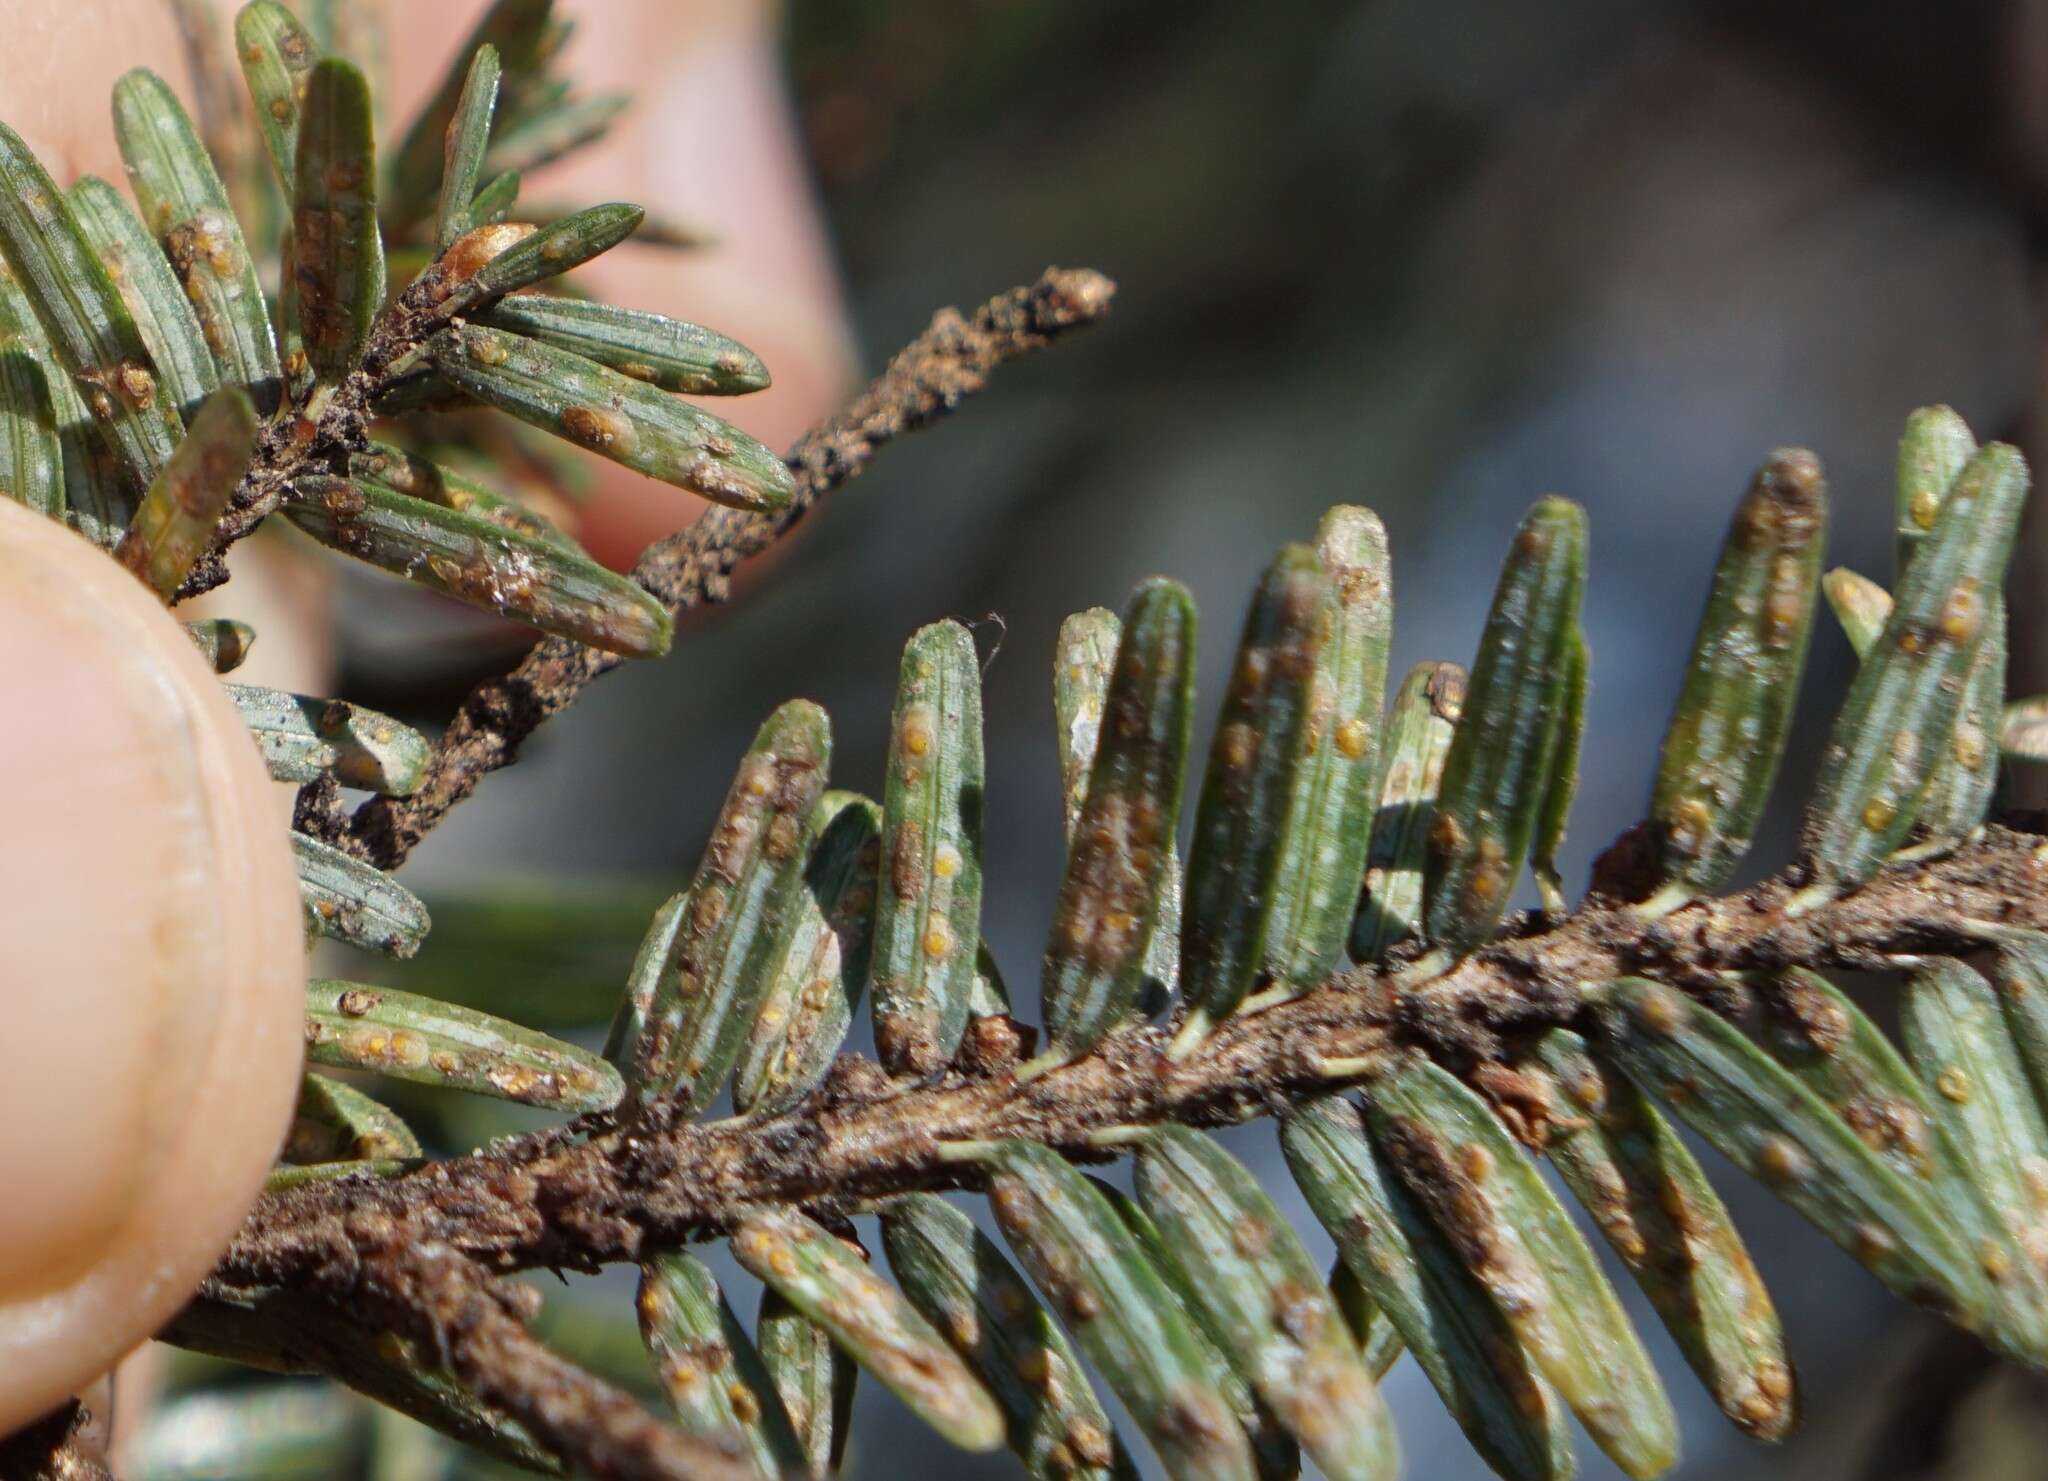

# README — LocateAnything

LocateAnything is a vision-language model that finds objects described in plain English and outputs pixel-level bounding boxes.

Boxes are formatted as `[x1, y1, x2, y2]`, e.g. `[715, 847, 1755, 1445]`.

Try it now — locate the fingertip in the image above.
[0, 504, 304, 1431]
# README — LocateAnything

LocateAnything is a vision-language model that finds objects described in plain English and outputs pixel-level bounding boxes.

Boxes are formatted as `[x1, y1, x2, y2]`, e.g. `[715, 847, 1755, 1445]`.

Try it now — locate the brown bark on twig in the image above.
[174, 275, 447, 598]
[348, 1239, 757, 1481]
[204, 819, 2048, 1296]
[0, 1402, 112, 1481]
[336, 267, 1117, 870]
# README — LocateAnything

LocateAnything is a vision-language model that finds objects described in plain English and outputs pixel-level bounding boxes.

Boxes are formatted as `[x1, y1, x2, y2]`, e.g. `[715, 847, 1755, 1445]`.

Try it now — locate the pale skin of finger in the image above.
[0, 0, 182, 181]
[0, 500, 304, 1434]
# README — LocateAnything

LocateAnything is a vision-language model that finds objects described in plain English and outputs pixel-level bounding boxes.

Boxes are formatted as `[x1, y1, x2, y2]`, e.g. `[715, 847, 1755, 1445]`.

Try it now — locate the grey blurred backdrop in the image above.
[349, 3, 2048, 1477]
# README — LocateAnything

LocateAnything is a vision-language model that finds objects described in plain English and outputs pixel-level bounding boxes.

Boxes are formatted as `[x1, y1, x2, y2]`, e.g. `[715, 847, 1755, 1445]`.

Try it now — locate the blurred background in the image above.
[158, 1, 2048, 1478]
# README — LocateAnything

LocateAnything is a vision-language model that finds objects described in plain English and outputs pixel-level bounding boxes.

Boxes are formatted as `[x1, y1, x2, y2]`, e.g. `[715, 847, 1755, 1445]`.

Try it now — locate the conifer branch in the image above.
[202, 818, 2048, 1303]
[8, 13, 2046, 1478]
[334, 266, 1116, 870]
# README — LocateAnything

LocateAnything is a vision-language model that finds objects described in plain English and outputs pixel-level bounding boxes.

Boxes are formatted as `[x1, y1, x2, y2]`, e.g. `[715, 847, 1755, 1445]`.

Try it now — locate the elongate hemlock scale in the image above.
[1363, 1056, 1678, 1478]
[1350, 661, 1464, 963]
[605, 701, 829, 1113]
[112, 68, 283, 410]
[870, 619, 986, 1077]
[1529, 1029, 1797, 1438]
[1834, 411, 2009, 846]
[1755, 967, 1954, 1195]
[66, 174, 218, 420]
[1640, 450, 1828, 909]
[1039, 579, 1196, 1066]
[1133, 1127, 1399, 1481]
[1089, 1176, 1301, 1481]
[1898, 959, 2048, 1362]
[27, 21, 2048, 1465]
[1280, 1096, 1573, 1481]
[304, 979, 622, 1112]
[734, 791, 881, 1115]
[881, 1193, 1136, 1481]
[1264, 506, 1394, 994]
[431, 202, 644, 312]
[1592, 977, 1995, 1337]
[427, 321, 793, 513]
[0, 121, 182, 498]
[1892, 410, 2005, 844]
[234, 1, 319, 194]
[757, 1288, 855, 1477]
[730, 1208, 1005, 1454]
[227, 680, 430, 795]
[977, 1140, 1259, 1481]
[282, 474, 673, 657]
[1172, 544, 1334, 1056]
[1797, 442, 2028, 897]
[1915, 598, 2006, 841]
[1748, 965, 2048, 1363]
[1421, 497, 1585, 957]
[636, 1253, 806, 1480]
